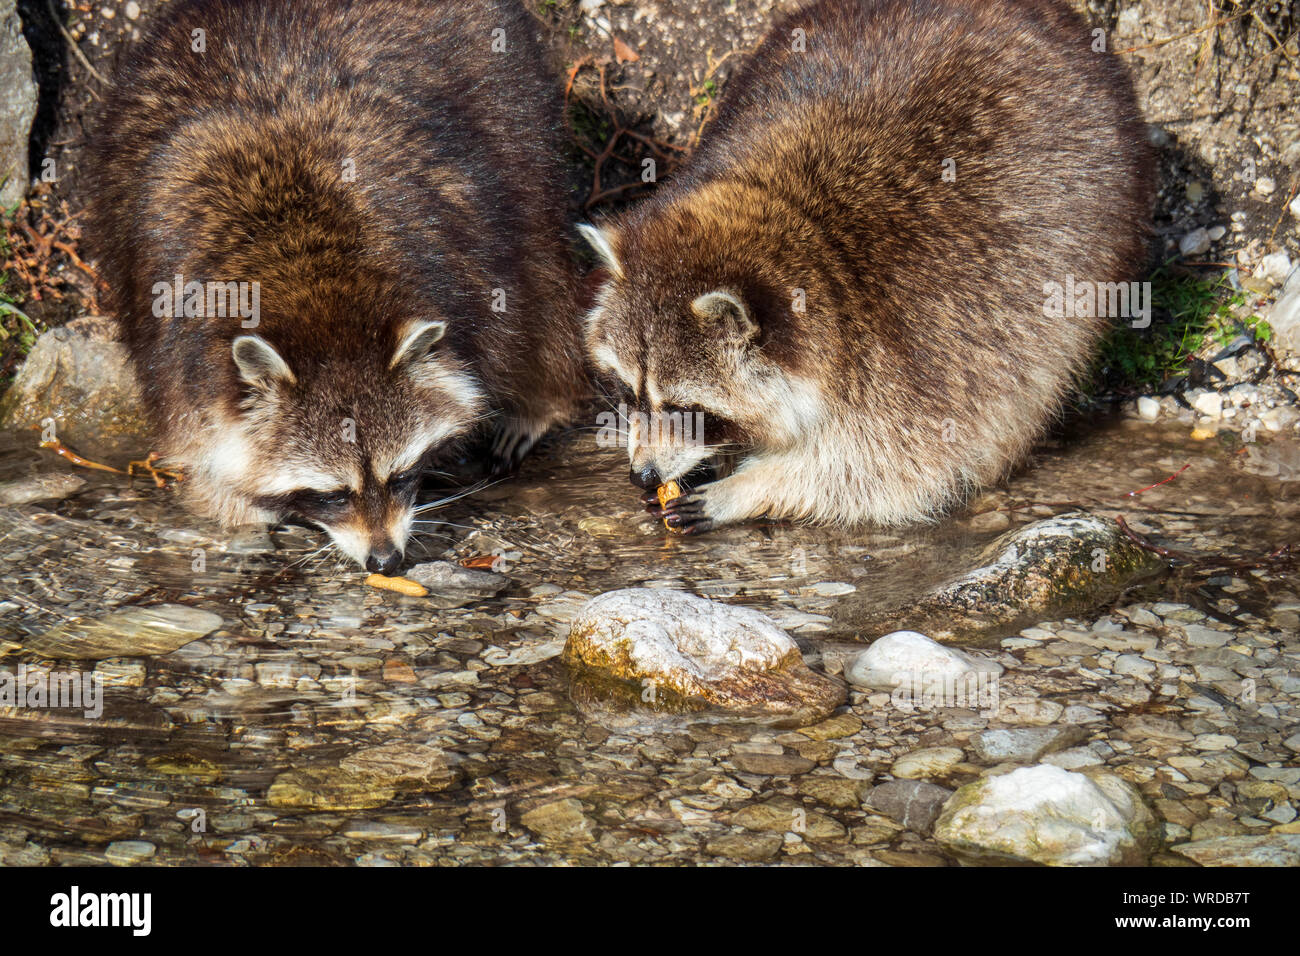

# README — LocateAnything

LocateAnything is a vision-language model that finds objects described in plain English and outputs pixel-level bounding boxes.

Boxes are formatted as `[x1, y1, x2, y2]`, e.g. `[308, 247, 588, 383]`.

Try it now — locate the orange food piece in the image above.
[656, 480, 682, 509]
[460, 554, 498, 570]
[365, 573, 428, 597]
[656, 480, 683, 531]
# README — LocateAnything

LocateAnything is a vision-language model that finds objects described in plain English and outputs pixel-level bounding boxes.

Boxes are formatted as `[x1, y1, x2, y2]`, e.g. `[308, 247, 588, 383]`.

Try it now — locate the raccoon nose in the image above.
[629, 465, 661, 489]
[365, 548, 402, 575]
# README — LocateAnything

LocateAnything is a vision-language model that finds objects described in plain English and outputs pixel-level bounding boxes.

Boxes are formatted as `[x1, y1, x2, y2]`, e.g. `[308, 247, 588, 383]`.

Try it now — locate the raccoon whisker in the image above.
[410, 519, 479, 530]
[407, 530, 458, 544]
[413, 478, 502, 512]
[282, 542, 333, 572]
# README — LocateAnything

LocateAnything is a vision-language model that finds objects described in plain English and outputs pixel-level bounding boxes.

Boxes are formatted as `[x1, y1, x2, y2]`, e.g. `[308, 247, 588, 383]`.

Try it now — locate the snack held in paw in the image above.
[657, 480, 683, 531]
[656, 480, 682, 509]
[365, 574, 429, 597]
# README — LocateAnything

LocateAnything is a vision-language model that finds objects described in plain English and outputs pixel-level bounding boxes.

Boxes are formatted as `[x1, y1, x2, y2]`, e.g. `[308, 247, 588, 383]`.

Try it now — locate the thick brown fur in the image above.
[583, 0, 1155, 533]
[86, 0, 585, 567]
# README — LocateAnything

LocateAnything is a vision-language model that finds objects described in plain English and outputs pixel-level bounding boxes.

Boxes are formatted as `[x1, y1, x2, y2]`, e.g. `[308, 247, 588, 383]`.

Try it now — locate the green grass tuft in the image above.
[1092, 264, 1270, 393]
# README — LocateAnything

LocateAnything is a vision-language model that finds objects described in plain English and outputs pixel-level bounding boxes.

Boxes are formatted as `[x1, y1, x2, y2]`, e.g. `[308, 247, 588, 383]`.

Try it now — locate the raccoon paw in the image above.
[660, 493, 716, 535]
[489, 417, 546, 476]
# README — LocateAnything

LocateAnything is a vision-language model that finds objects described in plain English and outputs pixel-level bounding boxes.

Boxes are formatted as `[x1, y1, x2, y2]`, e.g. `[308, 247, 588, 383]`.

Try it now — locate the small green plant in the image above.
[567, 98, 613, 157]
[1093, 264, 1269, 392]
[695, 79, 718, 108]
[1, 203, 43, 387]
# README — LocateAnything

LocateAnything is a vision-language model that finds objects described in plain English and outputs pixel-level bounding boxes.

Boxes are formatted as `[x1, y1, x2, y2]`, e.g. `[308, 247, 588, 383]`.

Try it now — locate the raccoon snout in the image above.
[629, 465, 662, 490]
[365, 547, 403, 575]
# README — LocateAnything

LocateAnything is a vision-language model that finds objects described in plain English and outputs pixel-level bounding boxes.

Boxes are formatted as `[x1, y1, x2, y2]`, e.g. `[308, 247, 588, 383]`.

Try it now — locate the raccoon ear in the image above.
[692, 290, 757, 342]
[578, 223, 624, 280]
[231, 335, 295, 388]
[391, 320, 447, 369]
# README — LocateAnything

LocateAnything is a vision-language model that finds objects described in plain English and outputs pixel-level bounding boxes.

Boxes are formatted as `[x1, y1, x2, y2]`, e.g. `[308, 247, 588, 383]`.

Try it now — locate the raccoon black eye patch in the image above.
[288, 489, 352, 511]
[387, 466, 423, 490]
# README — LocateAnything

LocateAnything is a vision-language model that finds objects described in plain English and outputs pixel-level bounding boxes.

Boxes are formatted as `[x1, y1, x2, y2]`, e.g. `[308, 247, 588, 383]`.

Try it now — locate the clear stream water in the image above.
[0, 414, 1296, 864]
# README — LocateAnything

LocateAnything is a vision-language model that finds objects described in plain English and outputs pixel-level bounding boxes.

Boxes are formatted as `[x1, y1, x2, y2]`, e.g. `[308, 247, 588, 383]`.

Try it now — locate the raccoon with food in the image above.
[86, 0, 584, 572]
[581, 0, 1154, 534]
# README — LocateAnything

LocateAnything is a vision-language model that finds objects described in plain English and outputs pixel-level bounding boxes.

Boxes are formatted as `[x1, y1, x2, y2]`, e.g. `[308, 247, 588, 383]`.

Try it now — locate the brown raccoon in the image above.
[581, 0, 1154, 533]
[86, 0, 585, 571]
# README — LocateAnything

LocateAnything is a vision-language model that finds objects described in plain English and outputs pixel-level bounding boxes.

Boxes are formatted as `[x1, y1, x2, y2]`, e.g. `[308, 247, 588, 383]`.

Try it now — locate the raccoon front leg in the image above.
[660, 451, 811, 534]
[490, 416, 543, 475]
[490, 404, 571, 476]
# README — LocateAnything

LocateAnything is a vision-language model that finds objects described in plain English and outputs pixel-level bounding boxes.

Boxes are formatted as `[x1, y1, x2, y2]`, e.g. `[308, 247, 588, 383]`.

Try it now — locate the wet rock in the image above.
[104, 840, 156, 866]
[1268, 285, 1300, 356]
[860, 513, 1166, 645]
[1240, 440, 1300, 481]
[1041, 747, 1104, 770]
[146, 752, 221, 781]
[867, 780, 953, 835]
[1256, 251, 1292, 286]
[338, 742, 457, 791]
[24, 605, 223, 660]
[971, 726, 1086, 763]
[997, 697, 1064, 726]
[845, 630, 1003, 690]
[1116, 715, 1193, 742]
[0, 473, 86, 506]
[266, 768, 397, 811]
[564, 588, 845, 725]
[339, 821, 424, 844]
[1179, 227, 1211, 256]
[0, 0, 35, 208]
[0, 317, 149, 460]
[1170, 835, 1300, 867]
[798, 713, 863, 740]
[226, 525, 275, 553]
[405, 561, 508, 609]
[891, 746, 964, 779]
[704, 830, 783, 861]
[797, 775, 871, 809]
[1136, 396, 1160, 421]
[729, 749, 815, 776]
[732, 796, 846, 840]
[521, 798, 595, 847]
[934, 765, 1157, 866]
[1192, 391, 1223, 418]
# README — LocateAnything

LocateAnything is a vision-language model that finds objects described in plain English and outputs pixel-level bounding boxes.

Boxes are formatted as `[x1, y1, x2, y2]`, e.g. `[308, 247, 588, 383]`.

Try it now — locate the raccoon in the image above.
[580, 0, 1154, 534]
[86, 0, 585, 571]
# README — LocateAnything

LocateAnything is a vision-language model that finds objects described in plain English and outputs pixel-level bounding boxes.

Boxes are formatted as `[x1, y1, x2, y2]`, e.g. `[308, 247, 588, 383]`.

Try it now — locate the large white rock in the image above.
[1267, 286, 1300, 356]
[564, 588, 844, 723]
[0, 316, 148, 460]
[934, 764, 1157, 866]
[845, 630, 1003, 690]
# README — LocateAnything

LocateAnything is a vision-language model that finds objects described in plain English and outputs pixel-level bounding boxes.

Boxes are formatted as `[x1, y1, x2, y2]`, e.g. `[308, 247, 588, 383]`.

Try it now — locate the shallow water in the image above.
[0, 414, 1296, 865]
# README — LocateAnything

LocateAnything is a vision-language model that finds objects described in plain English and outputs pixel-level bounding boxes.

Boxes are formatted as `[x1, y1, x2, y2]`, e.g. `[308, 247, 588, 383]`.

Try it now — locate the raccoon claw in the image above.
[660, 494, 715, 535]
[489, 422, 538, 476]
